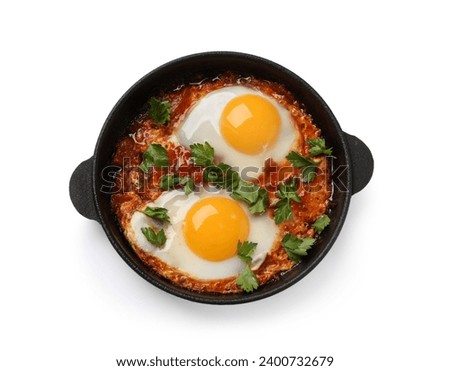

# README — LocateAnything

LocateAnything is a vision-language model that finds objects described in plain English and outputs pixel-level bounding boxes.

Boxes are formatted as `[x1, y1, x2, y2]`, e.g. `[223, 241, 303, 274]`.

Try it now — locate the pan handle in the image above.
[69, 157, 100, 222]
[344, 133, 374, 195]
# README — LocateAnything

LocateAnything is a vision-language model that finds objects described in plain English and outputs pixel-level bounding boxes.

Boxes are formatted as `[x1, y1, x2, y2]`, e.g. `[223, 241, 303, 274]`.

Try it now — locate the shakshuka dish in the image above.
[110, 72, 333, 293]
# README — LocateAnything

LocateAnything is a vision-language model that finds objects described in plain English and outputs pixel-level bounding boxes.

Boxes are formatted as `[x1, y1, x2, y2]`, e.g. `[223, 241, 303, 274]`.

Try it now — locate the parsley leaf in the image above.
[202, 166, 221, 183]
[302, 166, 317, 183]
[219, 164, 241, 191]
[188, 142, 269, 215]
[276, 179, 301, 203]
[140, 206, 170, 223]
[190, 142, 215, 166]
[237, 240, 258, 264]
[281, 234, 315, 263]
[180, 176, 194, 196]
[286, 151, 317, 168]
[248, 188, 269, 214]
[148, 97, 171, 125]
[308, 138, 333, 156]
[203, 163, 240, 190]
[139, 143, 169, 172]
[231, 180, 260, 204]
[231, 181, 269, 214]
[312, 214, 331, 234]
[141, 227, 167, 247]
[235, 239, 260, 292]
[236, 265, 259, 292]
[273, 179, 301, 224]
[160, 174, 180, 190]
[286, 151, 318, 183]
[274, 198, 293, 224]
[160, 174, 194, 195]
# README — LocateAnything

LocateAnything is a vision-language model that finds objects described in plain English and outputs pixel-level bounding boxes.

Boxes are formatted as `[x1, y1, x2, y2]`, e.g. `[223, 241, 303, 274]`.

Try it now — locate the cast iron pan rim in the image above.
[91, 51, 353, 304]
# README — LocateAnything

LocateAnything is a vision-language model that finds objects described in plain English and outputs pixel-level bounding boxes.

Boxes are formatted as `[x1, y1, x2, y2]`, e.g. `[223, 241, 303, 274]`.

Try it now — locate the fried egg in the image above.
[125, 188, 278, 280]
[175, 86, 298, 172]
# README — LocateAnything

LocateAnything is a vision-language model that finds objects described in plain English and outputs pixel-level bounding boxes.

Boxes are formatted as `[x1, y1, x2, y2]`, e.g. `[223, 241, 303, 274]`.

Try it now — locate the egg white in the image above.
[125, 188, 278, 280]
[175, 86, 298, 174]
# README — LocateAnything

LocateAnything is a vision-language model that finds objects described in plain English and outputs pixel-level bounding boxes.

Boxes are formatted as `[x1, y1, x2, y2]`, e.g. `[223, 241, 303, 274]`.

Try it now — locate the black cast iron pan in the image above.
[70, 52, 374, 304]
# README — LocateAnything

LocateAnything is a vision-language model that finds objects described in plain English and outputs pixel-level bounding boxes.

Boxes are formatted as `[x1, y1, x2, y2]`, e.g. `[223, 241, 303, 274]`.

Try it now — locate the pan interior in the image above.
[92, 52, 352, 304]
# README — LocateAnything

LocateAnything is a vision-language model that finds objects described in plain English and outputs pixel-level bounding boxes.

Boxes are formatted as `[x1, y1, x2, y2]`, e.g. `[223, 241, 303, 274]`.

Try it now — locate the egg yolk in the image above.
[220, 94, 281, 155]
[183, 197, 250, 262]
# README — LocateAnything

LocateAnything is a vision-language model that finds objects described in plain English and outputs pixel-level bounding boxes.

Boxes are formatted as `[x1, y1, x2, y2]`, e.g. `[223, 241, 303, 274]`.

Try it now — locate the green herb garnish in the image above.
[231, 180, 260, 205]
[273, 179, 301, 224]
[141, 206, 170, 223]
[281, 234, 315, 263]
[160, 174, 180, 190]
[274, 199, 293, 225]
[187, 142, 269, 214]
[231, 181, 269, 215]
[191, 144, 267, 214]
[180, 177, 194, 196]
[148, 97, 171, 125]
[235, 240, 259, 292]
[219, 164, 241, 191]
[141, 227, 167, 247]
[190, 142, 215, 166]
[160, 174, 194, 195]
[237, 240, 258, 264]
[286, 151, 317, 168]
[139, 143, 169, 172]
[286, 151, 318, 183]
[308, 138, 333, 156]
[202, 163, 240, 190]
[276, 179, 301, 203]
[248, 188, 269, 215]
[236, 265, 259, 293]
[312, 214, 331, 234]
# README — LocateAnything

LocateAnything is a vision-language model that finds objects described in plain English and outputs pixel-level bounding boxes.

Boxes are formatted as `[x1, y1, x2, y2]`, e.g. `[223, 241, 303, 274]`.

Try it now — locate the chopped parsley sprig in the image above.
[202, 163, 239, 189]
[237, 240, 258, 264]
[141, 227, 167, 247]
[139, 143, 169, 173]
[312, 214, 331, 234]
[148, 97, 171, 125]
[281, 234, 316, 263]
[190, 142, 269, 214]
[231, 180, 269, 215]
[286, 151, 318, 183]
[160, 174, 194, 196]
[190, 142, 215, 166]
[236, 266, 259, 293]
[307, 138, 333, 156]
[286, 137, 332, 183]
[140, 206, 170, 247]
[236, 240, 259, 292]
[273, 179, 301, 224]
[140, 206, 170, 223]
[248, 189, 269, 214]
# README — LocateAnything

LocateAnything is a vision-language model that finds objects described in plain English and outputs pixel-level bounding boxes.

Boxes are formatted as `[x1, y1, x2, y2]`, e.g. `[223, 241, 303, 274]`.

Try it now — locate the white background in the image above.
[1, 1, 449, 370]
